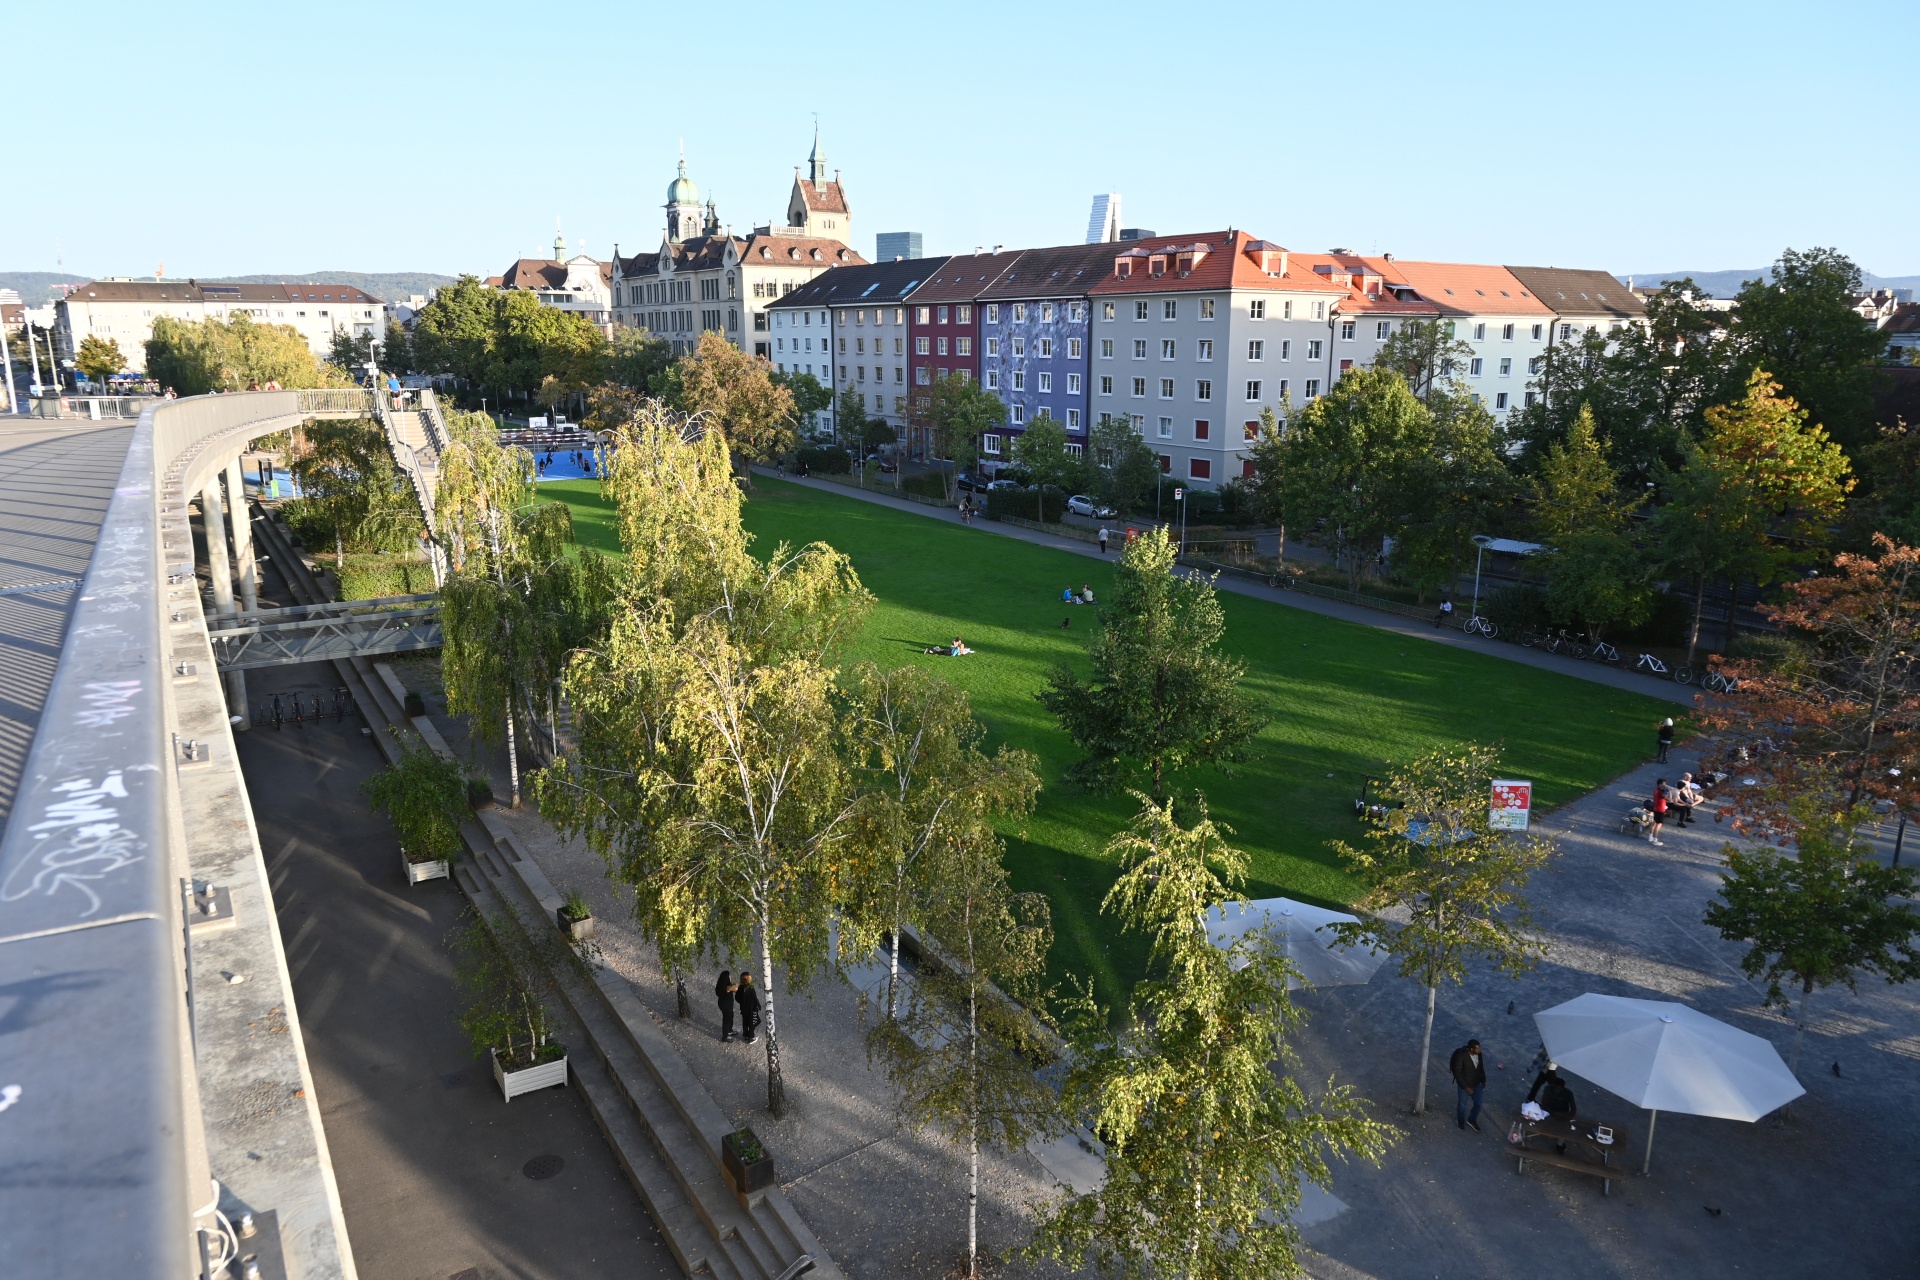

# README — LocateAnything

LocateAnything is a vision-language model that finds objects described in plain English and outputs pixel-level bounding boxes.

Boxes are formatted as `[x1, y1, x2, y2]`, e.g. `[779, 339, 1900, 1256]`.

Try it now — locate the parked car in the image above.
[987, 479, 1023, 493]
[955, 471, 991, 492]
[1066, 494, 1116, 518]
[863, 453, 899, 473]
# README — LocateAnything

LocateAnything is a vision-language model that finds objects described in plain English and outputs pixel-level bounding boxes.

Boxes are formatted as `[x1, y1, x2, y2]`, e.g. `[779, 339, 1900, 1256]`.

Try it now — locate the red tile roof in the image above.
[1284, 252, 1441, 316]
[796, 179, 849, 214]
[1358, 259, 1553, 317]
[740, 234, 865, 268]
[1087, 231, 1347, 296]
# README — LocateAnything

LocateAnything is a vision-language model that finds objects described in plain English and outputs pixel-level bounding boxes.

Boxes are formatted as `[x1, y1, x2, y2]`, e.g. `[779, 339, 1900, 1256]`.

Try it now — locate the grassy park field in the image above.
[545, 475, 1674, 1003]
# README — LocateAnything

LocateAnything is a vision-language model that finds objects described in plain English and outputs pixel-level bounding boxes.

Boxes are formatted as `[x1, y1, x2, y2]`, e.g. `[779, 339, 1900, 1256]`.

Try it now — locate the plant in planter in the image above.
[403, 689, 427, 717]
[466, 775, 495, 810]
[557, 888, 595, 942]
[451, 911, 569, 1102]
[362, 734, 466, 885]
[720, 1127, 775, 1204]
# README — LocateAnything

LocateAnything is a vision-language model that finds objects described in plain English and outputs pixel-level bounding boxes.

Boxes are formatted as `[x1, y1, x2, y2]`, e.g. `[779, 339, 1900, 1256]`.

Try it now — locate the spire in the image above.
[554, 216, 566, 262]
[808, 119, 828, 187]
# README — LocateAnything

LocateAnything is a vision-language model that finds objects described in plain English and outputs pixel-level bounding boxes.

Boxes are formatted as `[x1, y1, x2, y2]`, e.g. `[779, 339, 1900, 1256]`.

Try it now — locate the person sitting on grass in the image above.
[1062, 586, 1077, 604]
[1080, 583, 1096, 605]
[950, 637, 973, 656]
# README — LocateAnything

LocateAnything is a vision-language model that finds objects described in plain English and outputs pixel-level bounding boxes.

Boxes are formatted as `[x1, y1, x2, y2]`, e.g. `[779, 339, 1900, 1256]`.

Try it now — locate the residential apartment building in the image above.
[1285, 251, 1441, 390]
[766, 256, 951, 439]
[1356, 258, 1553, 417]
[486, 232, 615, 335]
[905, 252, 1021, 460]
[977, 241, 1112, 447]
[55, 280, 386, 374]
[610, 142, 864, 355]
[1087, 232, 1350, 485]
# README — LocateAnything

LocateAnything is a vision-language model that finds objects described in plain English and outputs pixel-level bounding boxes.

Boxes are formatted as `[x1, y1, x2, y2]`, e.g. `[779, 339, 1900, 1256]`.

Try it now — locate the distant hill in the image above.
[0, 269, 457, 306]
[202, 271, 458, 303]
[1618, 268, 1920, 300]
[0, 272, 87, 305]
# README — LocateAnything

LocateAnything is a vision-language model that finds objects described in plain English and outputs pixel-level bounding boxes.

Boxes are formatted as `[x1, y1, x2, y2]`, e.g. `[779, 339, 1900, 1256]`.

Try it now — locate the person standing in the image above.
[1449, 1038, 1487, 1132]
[1648, 779, 1669, 846]
[736, 971, 762, 1044]
[715, 971, 736, 1042]
[1656, 717, 1674, 763]
[1098, 526, 1110, 555]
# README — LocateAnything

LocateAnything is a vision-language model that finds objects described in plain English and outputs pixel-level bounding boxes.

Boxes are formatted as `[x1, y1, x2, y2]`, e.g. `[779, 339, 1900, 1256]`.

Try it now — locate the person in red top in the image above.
[1648, 778, 1669, 846]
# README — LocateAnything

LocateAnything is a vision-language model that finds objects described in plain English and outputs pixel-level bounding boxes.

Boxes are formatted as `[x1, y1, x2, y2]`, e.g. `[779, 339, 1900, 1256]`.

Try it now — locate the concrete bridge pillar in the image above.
[226, 455, 258, 614]
[201, 476, 247, 726]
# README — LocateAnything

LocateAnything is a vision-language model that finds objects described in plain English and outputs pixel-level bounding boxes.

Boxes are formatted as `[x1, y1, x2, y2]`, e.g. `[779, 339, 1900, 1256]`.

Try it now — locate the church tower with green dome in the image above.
[665, 146, 704, 242]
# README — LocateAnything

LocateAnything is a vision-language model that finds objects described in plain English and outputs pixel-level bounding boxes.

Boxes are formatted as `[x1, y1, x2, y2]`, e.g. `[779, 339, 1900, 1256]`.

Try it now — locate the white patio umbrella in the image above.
[1205, 898, 1389, 990]
[1533, 992, 1805, 1173]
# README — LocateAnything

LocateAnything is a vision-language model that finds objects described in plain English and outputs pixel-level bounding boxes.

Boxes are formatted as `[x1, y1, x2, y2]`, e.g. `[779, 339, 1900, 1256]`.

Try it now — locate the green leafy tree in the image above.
[450, 910, 564, 1071]
[607, 325, 675, 395]
[146, 312, 350, 394]
[1732, 247, 1888, 452]
[1855, 421, 1920, 543]
[1010, 412, 1078, 520]
[773, 369, 832, 437]
[669, 331, 796, 477]
[1704, 806, 1920, 1078]
[834, 386, 872, 450]
[914, 375, 1005, 501]
[74, 334, 125, 385]
[1040, 526, 1267, 800]
[362, 735, 469, 864]
[1088, 412, 1160, 515]
[1269, 365, 1435, 590]
[379, 318, 412, 375]
[1373, 317, 1476, 400]
[864, 801, 1056, 1279]
[1027, 795, 1396, 1280]
[860, 415, 897, 456]
[532, 404, 872, 1114]
[1393, 388, 1511, 601]
[1532, 405, 1653, 640]
[288, 418, 422, 566]
[409, 275, 498, 385]
[328, 327, 374, 374]
[1332, 742, 1557, 1113]
[842, 663, 1040, 1018]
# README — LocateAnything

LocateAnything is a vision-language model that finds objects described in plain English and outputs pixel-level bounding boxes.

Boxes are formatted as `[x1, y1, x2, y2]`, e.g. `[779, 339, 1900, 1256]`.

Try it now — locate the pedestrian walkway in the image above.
[752, 468, 1695, 707]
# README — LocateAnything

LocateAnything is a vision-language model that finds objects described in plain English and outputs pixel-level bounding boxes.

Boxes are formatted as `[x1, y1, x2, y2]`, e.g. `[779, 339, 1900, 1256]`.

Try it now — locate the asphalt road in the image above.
[233, 549, 679, 1279]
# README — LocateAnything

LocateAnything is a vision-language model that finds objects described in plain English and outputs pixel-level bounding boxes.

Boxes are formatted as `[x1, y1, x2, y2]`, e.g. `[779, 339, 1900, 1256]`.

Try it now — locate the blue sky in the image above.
[9, 0, 1915, 282]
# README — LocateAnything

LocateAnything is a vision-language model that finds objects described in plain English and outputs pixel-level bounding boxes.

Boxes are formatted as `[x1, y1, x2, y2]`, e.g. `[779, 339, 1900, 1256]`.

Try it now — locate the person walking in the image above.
[1656, 717, 1674, 763]
[1648, 779, 1669, 846]
[1449, 1038, 1488, 1132]
[736, 971, 762, 1044]
[715, 970, 736, 1042]
[1098, 526, 1110, 555]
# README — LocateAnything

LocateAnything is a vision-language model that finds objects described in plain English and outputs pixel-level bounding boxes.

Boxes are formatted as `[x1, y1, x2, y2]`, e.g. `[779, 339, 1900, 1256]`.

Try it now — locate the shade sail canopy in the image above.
[1205, 898, 1389, 990]
[1533, 993, 1805, 1122]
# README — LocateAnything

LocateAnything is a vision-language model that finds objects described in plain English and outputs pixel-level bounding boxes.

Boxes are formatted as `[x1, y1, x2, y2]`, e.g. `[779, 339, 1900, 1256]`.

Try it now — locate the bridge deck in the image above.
[0, 419, 136, 831]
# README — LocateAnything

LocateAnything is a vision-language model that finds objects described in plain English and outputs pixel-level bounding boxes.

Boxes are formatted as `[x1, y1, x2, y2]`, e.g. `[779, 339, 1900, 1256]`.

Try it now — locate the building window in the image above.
[1247, 340, 1262, 361]
[873, 393, 884, 410]
[1162, 339, 1177, 360]
[1158, 454, 1171, 473]
[1100, 375, 1114, 395]
[1313, 301, 1326, 320]
[1306, 340, 1323, 360]
[1157, 416, 1174, 438]
[1190, 457, 1211, 480]
[1038, 372, 1052, 392]
[1524, 391, 1537, 407]
[917, 366, 930, 385]
[1128, 339, 1143, 359]
[938, 306, 950, 323]
[1496, 392, 1510, 409]
[1012, 337, 1026, 357]
[982, 433, 1002, 455]
[1560, 323, 1572, 340]
[1305, 378, 1320, 399]
[1376, 321, 1391, 339]
[1013, 303, 1027, 322]
[1070, 303, 1084, 322]
[1195, 380, 1212, 401]
[1532, 324, 1543, 340]
[1159, 378, 1175, 398]
[857, 366, 866, 382]
[917, 306, 930, 323]
[1163, 300, 1177, 319]
[1010, 405, 1025, 424]
[986, 370, 1000, 389]
[1135, 301, 1149, 320]
[915, 336, 930, 355]
[1338, 359, 1353, 375]
[985, 304, 999, 323]
[1041, 303, 1054, 322]
[1245, 380, 1261, 400]
[1067, 372, 1081, 394]
[986, 338, 1000, 356]
[1280, 339, 1291, 360]
[1243, 421, 1260, 441]
[1067, 408, 1081, 428]
[1103, 302, 1116, 320]
[1132, 378, 1147, 397]
[957, 337, 972, 356]
[1473, 322, 1487, 340]
[1250, 299, 1266, 320]
[1100, 339, 1113, 358]
[957, 305, 972, 323]
[1498, 357, 1511, 376]
[1503, 323, 1515, 340]
[937, 336, 949, 355]
[1277, 378, 1288, 398]
[1039, 338, 1053, 357]
[1194, 420, 1210, 441]
[1469, 357, 1484, 376]
[1340, 321, 1356, 340]
[839, 365, 848, 382]
[1013, 372, 1026, 391]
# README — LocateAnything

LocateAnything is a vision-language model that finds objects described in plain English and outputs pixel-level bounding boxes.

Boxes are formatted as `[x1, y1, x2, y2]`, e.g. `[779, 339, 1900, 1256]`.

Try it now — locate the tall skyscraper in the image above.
[876, 231, 923, 261]
[1086, 193, 1122, 243]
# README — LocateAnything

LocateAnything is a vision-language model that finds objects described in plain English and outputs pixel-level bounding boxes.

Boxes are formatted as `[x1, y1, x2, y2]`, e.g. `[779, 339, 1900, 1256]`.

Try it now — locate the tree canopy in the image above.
[146, 312, 351, 394]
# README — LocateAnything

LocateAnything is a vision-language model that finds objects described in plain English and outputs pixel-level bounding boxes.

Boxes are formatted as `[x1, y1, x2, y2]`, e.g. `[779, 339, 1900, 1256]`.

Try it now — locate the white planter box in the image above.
[493, 1050, 568, 1102]
[401, 849, 450, 885]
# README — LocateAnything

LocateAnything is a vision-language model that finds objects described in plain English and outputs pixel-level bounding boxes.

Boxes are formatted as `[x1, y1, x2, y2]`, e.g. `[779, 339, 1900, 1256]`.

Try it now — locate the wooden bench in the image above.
[1514, 1147, 1620, 1195]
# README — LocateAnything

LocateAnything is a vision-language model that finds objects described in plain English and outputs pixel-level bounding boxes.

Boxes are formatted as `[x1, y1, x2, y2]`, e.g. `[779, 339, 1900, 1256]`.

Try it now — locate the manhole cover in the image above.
[522, 1154, 564, 1180]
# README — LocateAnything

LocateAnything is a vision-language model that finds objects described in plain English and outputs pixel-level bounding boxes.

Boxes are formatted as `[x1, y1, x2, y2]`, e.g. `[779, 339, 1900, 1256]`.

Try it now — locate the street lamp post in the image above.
[1175, 487, 1187, 559]
[1892, 769, 1908, 868]
[0, 317, 15, 414]
[1470, 534, 1494, 624]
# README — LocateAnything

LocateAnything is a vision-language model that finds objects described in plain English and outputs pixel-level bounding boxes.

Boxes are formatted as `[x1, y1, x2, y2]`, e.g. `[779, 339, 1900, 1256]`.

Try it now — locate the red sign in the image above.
[1490, 780, 1532, 831]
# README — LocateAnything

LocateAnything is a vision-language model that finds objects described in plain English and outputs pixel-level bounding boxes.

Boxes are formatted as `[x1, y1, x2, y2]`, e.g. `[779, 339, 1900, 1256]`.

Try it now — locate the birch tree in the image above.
[1027, 795, 1395, 1279]
[1331, 742, 1557, 1114]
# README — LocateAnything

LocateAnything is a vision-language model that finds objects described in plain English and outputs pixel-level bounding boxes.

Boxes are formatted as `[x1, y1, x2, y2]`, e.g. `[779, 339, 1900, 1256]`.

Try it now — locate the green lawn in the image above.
[543, 476, 1670, 1005]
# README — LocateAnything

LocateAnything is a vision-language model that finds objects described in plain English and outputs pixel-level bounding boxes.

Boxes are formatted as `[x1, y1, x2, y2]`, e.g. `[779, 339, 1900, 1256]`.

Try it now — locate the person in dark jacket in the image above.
[715, 971, 736, 1042]
[1656, 717, 1675, 763]
[736, 971, 763, 1044]
[1529, 1064, 1578, 1151]
[1449, 1039, 1488, 1132]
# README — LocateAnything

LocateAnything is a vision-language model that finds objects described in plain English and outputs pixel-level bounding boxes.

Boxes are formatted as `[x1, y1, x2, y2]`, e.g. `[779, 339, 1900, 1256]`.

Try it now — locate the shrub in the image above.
[449, 911, 565, 1071]
[902, 470, 948, 501]
[362, 736, 467, 863]
[1485, 583, 1550, 632]
[796, 444, 851, 475]
[987, 486, 1067, 523]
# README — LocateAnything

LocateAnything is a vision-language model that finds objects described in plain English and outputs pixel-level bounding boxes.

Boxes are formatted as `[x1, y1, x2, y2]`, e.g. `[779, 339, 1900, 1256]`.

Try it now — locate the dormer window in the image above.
[1149, 255, 1167, 276]
[1116, 260, 1132, 278]
[811, 249, 822, 260]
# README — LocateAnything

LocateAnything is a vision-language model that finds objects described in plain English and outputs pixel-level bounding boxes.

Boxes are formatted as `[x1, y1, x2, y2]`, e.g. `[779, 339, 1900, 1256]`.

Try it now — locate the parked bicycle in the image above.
[1461, 614, 1498, 638]
[1699, 671, 1739, 694]
[1589, 640, 1621, 665]
[1544, 629, 1587, 659]
[1516, 626, 1545, 648]
[1635, 652, 1695, 684]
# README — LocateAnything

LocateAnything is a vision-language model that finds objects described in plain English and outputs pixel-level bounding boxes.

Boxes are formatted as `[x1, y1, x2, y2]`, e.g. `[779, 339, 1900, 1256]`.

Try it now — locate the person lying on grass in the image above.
[923, 636, 974, 656]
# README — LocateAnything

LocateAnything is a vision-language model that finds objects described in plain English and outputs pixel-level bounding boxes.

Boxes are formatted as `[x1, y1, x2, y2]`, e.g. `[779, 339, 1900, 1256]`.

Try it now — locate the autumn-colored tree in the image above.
[1705, 535, 1920, 833]
[669, 331, 796, 476]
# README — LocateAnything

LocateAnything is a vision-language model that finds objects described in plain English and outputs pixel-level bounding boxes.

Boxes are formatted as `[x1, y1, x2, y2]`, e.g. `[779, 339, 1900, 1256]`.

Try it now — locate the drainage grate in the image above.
[522, 1154, 565, 1180]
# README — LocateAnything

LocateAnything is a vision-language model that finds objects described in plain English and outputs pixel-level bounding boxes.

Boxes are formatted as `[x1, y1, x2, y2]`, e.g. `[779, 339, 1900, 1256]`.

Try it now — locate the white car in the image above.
[1066, 494, 1114, 518]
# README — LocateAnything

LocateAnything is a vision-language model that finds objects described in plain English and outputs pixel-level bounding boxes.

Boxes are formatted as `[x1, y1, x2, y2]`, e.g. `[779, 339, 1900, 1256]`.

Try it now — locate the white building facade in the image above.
[55, 280, 386, 374]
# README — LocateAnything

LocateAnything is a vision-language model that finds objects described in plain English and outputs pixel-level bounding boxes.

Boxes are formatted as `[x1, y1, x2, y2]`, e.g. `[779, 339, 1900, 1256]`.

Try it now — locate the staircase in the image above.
[374, 386, 447, 584]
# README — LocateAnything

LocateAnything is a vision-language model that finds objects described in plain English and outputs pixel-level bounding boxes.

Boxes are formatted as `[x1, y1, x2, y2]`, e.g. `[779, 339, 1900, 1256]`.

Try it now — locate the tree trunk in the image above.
[1686, 571, 1707, 667]
[888, 922, 902, 1021]
[757, 913, 786, 1115]
[505, 698, 521, 808]
[335, 529, 344, 570]
[967, 977, 980, 1279]
[1789, 981, 1812, 1080]
[1415, 982, 1438, 1114]
[675, 974, 690, 1020]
